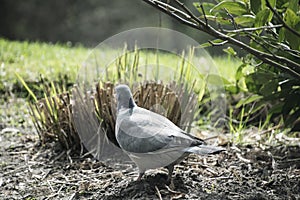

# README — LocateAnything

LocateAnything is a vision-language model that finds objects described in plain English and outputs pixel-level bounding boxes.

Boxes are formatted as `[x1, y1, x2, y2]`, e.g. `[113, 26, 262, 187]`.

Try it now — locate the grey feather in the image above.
[184, 145, 225, 155]
[115, 84, 225, 180]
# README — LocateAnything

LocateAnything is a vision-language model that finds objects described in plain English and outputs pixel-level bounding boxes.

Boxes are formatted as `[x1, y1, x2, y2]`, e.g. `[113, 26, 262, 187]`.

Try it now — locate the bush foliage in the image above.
[144, 0, 300, 131]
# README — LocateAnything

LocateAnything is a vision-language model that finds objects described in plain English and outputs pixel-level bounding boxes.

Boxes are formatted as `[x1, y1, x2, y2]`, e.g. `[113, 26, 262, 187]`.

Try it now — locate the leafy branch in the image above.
[143, 0, 300, 79]
[265, 0, 300, 38]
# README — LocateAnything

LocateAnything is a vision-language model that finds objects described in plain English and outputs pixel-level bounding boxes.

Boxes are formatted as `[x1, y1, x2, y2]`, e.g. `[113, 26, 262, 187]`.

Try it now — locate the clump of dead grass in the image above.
[29, 81, 197, 154]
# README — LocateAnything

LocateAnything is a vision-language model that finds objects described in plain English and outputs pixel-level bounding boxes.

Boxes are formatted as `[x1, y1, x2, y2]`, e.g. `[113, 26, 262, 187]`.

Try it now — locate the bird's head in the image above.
[115, 84, 136, 111]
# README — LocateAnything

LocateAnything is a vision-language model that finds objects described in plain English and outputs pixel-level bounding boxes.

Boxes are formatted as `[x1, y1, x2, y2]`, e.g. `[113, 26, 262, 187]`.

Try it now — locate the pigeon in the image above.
[115, 84, 225, 182]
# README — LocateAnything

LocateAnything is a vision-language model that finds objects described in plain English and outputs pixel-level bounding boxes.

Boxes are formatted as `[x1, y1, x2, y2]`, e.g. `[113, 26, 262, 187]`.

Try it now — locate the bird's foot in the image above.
[166, 177, 175, 190]
[136, 172, 144, 182]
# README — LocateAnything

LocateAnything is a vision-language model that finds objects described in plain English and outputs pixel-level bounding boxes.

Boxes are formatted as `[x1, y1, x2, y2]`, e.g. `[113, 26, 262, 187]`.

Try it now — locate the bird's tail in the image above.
[184, 145, 225, 155]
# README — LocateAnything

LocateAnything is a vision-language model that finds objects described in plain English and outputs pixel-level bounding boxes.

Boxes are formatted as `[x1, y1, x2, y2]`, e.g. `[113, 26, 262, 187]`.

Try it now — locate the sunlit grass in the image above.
[0, 38, 241, 85]
[0, 38, 88, 83]
[213, 56, 241, 83]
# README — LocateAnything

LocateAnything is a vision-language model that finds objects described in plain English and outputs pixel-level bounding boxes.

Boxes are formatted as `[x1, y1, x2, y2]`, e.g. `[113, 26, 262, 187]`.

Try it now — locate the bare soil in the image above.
[1, 99, 300, 200]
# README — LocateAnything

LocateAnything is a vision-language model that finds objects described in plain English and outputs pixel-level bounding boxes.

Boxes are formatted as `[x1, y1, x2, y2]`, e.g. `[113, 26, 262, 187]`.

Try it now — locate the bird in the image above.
[115, 84, 225, 183]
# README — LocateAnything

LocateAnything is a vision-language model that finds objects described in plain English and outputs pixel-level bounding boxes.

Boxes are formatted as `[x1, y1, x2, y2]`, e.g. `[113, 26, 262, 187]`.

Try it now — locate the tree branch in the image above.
[265, 0, 300, 38]
[143, 0, 300, 79]
[222, 24, 283, 34]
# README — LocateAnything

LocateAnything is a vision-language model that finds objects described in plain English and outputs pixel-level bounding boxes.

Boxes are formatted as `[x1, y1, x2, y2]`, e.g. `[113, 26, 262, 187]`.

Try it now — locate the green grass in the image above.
[0, 38, 89, 83]
[0, 38, 241, 85]
[213, 56, 241, 83]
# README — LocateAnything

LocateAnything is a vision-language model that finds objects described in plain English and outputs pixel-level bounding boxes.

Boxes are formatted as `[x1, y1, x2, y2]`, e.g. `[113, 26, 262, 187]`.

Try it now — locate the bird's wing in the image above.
[116, 107, 204, 154]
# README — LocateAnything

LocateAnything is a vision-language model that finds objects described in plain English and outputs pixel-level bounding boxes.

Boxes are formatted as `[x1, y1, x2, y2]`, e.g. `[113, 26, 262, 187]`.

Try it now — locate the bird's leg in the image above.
[166, 165, 175, 189]
[166, 165, 174, 184]
[136, 172, 144, 181]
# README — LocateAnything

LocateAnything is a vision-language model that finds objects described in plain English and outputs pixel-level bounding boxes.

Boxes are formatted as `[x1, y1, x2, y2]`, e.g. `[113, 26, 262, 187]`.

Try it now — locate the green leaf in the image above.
[253, 71, 275, 83]
[277, 0, 290, 9]
[235, 15, 255, 26]
[211, 1, 249, 16]
[284, 11, 300, 49]
[193, 2, 215, 15]
[245, 71, 277, 93]
[255, 8, 272, 28]
[235, 63, 247, 82]
[201, 15, 232, 25]
[260, 79, 278, 96]
[283, 9, 300, 50]
[284, 8, 300, 27]
[250, 0, 262, 14]
[235, 94, 263, 108]
[285, 28, 300, 50]
[278, 28, 285, 42]
[198, 39, 226, 48]
[198, 42, 212, 48]
[287, 0, 299, 13]
[223, 46, 237, 56]
[225, 84, 239, 93]
[256, 0, 276, 10]
[267, 0, 276, 8]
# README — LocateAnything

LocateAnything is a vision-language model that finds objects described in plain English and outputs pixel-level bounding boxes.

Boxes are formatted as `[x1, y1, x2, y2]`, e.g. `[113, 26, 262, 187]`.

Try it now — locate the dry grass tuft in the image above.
[133, 82, 181, 125]
[29, 93, 80, 150]
[29, 81, 197, 154]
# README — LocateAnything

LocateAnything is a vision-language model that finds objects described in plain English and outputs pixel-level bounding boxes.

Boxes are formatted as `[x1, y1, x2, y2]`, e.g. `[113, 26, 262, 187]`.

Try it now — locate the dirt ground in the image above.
[1, 99, 300, 200]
